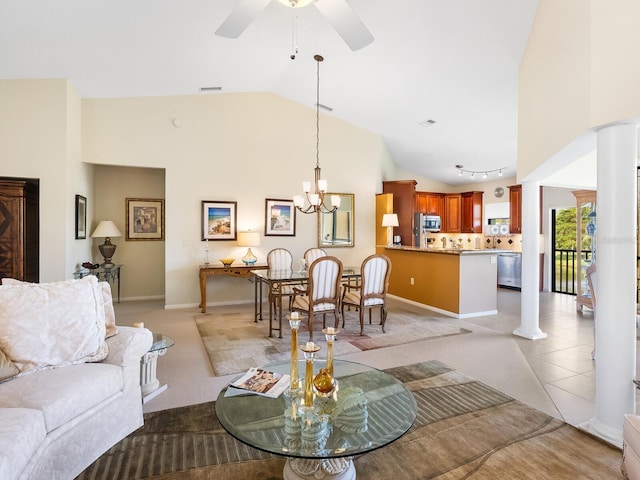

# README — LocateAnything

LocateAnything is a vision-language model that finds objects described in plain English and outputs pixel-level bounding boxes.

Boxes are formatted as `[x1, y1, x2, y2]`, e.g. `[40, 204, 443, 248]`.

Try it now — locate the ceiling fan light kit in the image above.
[216, 0, 374, 51]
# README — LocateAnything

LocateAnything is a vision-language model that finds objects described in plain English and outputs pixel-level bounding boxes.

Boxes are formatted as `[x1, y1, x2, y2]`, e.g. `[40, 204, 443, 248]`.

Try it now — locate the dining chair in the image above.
[341, 254, 391, 335]
[267, 248, 296, 314]
[304, 247, 327, 266]
[291, 256, 343, 342]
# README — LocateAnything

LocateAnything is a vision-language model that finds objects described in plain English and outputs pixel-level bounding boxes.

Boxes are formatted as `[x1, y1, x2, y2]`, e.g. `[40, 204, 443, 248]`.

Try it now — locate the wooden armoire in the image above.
[0, 179, 39, 282]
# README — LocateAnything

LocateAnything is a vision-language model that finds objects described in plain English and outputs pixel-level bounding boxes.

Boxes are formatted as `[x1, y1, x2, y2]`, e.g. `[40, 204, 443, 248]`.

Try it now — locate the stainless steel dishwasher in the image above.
[497, 253, 522, 289]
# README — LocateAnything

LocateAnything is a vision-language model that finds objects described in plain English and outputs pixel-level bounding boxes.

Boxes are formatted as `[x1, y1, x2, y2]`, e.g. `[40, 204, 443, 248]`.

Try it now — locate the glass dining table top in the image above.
[251, 267, 360, 282]
[215, 359, 417, 460]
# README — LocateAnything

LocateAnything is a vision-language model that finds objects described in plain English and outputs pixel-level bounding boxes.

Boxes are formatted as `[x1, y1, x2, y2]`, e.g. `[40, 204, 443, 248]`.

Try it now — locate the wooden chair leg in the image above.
[381, 305, 387, 333]
[359, 307, 365, 335]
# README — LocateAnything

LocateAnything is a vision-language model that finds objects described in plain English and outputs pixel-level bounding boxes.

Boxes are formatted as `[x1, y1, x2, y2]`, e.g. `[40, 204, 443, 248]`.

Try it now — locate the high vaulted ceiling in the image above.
[0, 0, 539, 185]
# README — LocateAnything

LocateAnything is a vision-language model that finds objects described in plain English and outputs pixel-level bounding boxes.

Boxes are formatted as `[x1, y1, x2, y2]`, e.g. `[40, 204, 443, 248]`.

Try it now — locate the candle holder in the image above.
[313, 327, 338, 397]
[300, 342, 321, 408]
[287, 313, 302, 393]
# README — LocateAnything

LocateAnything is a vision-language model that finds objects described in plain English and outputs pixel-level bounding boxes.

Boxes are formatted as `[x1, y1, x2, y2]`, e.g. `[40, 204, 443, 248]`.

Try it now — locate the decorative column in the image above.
[584, 122, 637, 446]
[514, 180, 547, 340]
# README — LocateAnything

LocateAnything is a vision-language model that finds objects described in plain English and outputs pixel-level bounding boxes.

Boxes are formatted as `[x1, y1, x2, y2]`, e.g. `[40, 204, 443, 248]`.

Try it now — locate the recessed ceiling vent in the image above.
[200, 86, 223, 92]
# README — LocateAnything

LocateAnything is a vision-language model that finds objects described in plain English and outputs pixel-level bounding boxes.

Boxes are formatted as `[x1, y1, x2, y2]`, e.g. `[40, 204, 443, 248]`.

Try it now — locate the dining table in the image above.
[251, 267, 361, 338]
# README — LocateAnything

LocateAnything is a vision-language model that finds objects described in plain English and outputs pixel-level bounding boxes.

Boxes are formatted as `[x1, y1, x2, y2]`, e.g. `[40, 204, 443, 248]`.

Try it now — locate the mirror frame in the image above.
[317, 193, 355, 248]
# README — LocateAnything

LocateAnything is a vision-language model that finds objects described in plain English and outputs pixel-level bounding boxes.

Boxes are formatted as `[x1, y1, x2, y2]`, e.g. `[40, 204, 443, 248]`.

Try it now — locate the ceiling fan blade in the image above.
[215, 0, 272, 39]
[313, 0, 374, 51]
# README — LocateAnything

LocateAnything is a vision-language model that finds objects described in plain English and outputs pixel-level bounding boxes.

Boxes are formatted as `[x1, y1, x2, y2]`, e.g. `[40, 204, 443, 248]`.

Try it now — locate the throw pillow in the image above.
[2, 276, 117, 338]
[0, 276, 108, 375]
[0, 348, 19, 382]
[99, 281, 118, 338]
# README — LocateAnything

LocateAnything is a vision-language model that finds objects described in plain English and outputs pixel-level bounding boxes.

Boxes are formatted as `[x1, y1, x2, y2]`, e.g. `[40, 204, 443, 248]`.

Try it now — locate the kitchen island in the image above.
[378, 245, 511, 318]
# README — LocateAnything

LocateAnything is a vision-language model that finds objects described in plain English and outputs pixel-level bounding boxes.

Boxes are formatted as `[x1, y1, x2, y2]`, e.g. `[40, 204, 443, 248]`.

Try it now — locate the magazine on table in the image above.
[228, 367, 290, 398]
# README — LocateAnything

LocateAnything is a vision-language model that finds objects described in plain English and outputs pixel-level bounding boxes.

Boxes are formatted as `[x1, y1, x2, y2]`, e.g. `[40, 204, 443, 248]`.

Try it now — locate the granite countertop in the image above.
[383, 245, 518, 255]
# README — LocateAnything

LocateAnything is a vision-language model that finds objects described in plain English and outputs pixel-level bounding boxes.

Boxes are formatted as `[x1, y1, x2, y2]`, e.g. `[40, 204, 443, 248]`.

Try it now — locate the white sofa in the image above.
[0, 276, 153, 480]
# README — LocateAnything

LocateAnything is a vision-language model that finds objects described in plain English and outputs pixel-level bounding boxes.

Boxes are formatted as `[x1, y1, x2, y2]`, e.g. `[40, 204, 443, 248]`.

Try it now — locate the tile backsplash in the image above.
[426, 232, 522, 251]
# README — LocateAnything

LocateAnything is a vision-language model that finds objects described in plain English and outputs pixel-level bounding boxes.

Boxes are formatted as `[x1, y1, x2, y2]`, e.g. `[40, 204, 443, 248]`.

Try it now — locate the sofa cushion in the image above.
[0, 276, 108, 376]
[0, 408, 46, 480]
[0, 362, 123, 433]
[99, 280, 118, 338]
[0, 348, 19, 382]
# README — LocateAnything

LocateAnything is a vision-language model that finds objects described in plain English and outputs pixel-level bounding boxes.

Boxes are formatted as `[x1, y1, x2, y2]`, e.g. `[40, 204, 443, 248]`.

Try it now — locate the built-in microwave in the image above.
[423, 214, 441, 232]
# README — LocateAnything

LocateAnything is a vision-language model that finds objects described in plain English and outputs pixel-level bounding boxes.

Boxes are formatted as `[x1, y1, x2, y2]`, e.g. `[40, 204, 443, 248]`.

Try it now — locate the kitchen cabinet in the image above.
[509, 185, 522, 234]
[382, 180, 417, 246]
[415, 192, 444, 217]
[461, 191, 483, 233]
[444, 194, 462, 233]
[0, 179, 39, 282]
[573, 189, 596, 312]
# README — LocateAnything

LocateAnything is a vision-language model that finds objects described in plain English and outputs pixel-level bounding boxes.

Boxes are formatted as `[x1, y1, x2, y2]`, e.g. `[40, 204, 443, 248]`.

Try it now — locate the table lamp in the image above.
[381, 213, 399, 246]
[91, 220, 122, 267]
[237, 230, 260, 265]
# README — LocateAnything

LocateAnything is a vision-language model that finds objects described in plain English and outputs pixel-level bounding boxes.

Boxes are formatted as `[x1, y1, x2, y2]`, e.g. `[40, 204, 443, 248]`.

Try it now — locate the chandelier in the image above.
[293, 54, 340, 215]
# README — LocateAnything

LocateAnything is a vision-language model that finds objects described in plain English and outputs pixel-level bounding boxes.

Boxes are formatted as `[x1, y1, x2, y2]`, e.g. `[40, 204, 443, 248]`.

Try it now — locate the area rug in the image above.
[76, 360, 622, 480]
[195, 307, 471, 376]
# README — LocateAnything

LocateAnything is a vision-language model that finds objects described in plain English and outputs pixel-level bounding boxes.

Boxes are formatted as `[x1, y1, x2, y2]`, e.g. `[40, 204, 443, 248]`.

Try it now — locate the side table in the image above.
[73, 264, 122, 303]
[141, 333, 175, 404]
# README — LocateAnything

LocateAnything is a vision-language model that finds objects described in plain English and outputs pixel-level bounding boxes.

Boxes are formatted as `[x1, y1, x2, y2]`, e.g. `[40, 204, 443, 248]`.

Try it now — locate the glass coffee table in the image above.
[216, 359, 417, 479]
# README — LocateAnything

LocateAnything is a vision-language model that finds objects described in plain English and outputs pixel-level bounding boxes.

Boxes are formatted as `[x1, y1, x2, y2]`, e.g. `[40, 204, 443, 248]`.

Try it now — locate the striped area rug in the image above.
[76, 360, 622, 480]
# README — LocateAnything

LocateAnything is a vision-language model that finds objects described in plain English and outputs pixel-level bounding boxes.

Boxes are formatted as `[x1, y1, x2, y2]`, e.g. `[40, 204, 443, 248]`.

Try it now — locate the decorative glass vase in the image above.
[300, 342, 321, 408]
[313, 327, 338, 396]
[288, 314, 301, 392]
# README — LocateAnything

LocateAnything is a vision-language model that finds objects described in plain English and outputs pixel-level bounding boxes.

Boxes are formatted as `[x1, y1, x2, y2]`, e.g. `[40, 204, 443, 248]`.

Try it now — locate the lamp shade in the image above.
[91, 220, 122, 238]
[237, 231, 261, 247]
[381, 214, 399, 227]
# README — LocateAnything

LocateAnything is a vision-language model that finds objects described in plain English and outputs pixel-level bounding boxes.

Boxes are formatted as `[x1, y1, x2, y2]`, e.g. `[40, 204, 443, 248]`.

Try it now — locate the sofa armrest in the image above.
[104, 326, 153, 367]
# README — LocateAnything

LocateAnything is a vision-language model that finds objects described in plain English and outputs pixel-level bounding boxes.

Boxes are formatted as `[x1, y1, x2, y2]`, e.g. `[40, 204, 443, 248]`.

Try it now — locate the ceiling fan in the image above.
[215, 0, 374, 51]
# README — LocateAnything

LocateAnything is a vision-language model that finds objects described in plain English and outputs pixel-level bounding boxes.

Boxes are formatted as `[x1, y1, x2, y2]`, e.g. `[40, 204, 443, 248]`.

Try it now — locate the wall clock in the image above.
[494, 187, 505, 198]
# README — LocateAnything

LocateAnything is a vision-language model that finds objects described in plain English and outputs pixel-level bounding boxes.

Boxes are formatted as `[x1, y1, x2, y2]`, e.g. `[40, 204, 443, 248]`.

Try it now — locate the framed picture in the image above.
[265, 199, 296, 236]
[202, 201, 237, 241]
[126, 198, 165, 241]
[75, 195, 87, 239]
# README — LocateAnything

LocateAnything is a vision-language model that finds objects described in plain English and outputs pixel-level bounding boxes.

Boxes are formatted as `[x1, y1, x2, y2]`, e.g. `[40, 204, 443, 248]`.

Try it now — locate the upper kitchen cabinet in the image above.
[509, 185, 522, 234]
[415, 192, 445, 217]
[461, 191, 484, 233]
[382, 180, 416, 246]
[444, 194, 462, 233]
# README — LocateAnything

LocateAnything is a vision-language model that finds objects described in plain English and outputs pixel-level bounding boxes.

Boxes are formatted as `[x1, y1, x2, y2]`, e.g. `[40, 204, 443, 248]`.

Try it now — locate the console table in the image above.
[199, 263, 268, 313]
[74, 264, 121, 303]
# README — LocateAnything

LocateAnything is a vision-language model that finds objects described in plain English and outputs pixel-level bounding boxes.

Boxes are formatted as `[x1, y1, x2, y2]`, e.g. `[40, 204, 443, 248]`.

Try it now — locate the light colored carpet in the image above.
[76, 360, 623, 480]
[195, 307, 471, 376]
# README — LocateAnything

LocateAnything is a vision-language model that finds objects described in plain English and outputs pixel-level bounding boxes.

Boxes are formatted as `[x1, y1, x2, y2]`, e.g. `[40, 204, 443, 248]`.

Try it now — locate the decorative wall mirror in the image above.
[318, 193, 355, 248]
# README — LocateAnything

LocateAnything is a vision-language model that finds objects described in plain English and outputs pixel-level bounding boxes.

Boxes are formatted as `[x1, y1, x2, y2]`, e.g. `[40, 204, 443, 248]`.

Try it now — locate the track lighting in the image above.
[455, 165, 507, 180]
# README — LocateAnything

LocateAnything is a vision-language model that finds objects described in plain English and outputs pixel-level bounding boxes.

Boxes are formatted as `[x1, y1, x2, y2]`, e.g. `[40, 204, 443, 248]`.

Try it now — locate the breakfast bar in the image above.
[378, 246, 511, 318]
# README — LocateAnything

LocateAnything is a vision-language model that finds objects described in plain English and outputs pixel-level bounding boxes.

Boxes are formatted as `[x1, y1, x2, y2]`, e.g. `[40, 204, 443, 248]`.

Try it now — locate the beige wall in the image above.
[519, 0, 640, 181]
[93, 165, 165, 300]
[0, 79, 92, 281]
[81, 91, 390, 307]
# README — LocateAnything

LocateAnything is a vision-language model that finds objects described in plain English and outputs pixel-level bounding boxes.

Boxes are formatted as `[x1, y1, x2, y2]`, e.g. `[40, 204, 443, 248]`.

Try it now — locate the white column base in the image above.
[513, 327, 547, 340]
[579, 417, 623, 448]
[284, 458, 355, 480]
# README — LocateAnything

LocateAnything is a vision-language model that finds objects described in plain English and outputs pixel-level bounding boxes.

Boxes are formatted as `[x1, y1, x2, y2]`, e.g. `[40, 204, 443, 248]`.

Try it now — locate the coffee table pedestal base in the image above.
[284, 458, 355, 480]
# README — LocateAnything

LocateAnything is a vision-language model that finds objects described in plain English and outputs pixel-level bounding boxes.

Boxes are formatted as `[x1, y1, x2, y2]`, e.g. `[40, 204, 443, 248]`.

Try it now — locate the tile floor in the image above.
[115, 288, 633, 433]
